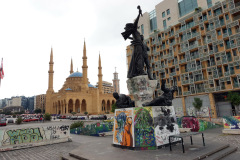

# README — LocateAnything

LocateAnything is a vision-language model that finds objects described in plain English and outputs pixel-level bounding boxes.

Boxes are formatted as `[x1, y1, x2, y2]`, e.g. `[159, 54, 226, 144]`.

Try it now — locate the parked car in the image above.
[70, 116, 78, 120]
[23, 118, 31, 122]
[61, 115, 67, 119]
[7, 119, 14, 123]
[0, 118, 7, 126]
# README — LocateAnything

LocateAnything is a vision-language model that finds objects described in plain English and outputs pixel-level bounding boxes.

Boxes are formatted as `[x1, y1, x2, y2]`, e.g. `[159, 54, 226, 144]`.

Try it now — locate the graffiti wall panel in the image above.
[152, 106, 180, 146]
[134, 107, 156, 148]
[113, 108, 134, 147]
[182, 116, 200, 132]
[223, 116, 240, 129]
[0, 125, 70, 151]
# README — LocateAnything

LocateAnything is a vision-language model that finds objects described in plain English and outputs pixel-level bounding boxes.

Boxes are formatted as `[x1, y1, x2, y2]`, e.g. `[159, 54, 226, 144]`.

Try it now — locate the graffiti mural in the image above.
[182, 116, 200, 132]
[179, 116, 222, 132]
[187, 106, 210, 117]
[174, 106, 184, 118]
[152, 106, 180, 146]
[223, 116, 240, 129]
[70, 122, 113, 136]
[113, 108, 134, 147]
[134, 107, 156, 149]
[0, 125, 70, 151]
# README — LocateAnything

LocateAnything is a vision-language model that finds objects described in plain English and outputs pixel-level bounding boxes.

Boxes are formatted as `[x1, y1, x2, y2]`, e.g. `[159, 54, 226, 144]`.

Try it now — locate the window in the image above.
[233, 50, 237, 56]
[236, 66, 240, 69]
[208, 10, 212, 16]
[167, 9, 170, 15]
[225, 14, 229, 20]
[162, 11, 165, 18]
[167, 17, 171, 21]
[217, 30, 221, 35]
[178, 0, 198, 17]
[228, 28, 232, 35]
[207, 0, 212, 8]
[141, 24, 144, 34]
[163, 20, 167, 29]
[149, 10, 157, 32]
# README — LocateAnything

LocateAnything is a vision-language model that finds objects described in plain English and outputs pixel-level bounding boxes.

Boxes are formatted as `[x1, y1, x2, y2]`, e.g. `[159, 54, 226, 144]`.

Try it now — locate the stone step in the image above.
[69, 152, 88, 160]
[193, 144, 230, 160]
[205, 147, 237, 160]
[61, 153, 79, 160]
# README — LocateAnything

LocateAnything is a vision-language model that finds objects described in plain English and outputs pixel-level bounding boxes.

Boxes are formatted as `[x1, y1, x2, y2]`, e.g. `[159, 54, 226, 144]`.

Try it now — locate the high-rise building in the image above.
[35, 94, 46, 112]
[113, 68, 120, 93]
[96, 81, 114, 94]
[126, 0, 240, 118]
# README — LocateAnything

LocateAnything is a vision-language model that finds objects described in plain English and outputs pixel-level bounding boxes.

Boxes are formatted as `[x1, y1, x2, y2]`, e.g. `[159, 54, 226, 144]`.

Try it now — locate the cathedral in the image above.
[45, 41, 115, 115]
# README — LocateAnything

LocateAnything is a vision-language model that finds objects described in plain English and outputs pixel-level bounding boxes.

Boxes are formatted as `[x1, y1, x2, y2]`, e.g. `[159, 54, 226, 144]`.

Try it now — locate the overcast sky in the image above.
[0, 0, 162, 99]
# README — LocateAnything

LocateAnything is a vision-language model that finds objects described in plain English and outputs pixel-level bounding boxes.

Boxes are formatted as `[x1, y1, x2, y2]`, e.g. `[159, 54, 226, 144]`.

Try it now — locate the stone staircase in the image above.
[193, 144, 237, 160]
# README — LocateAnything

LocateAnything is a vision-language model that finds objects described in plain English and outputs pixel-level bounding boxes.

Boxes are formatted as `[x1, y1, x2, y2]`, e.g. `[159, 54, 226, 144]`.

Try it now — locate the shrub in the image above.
[13, 114, 16, 118]
[16, 117, 23, 125]
[70, 121, 84, 129]
[84, 112, 88, 115]
[44, 113, 51, 121]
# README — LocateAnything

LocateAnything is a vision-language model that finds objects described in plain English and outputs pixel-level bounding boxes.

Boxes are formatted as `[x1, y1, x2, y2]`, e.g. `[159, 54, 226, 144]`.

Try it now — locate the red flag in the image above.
[1, 58, 4, 78]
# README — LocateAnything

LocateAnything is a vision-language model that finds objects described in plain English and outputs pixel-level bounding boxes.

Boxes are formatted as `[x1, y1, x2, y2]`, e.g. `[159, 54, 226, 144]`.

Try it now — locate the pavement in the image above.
[1, 121, 240, 160]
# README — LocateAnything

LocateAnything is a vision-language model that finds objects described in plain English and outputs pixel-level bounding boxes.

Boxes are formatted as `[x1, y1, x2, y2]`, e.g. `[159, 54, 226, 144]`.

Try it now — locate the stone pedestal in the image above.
[113, 106, 180, 150]
[127, 75, 157, 107]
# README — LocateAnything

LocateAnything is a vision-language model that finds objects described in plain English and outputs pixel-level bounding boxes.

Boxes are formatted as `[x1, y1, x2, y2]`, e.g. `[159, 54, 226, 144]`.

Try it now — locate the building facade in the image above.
[45, 42, 115, 115]
[113, 68, 120, 93]
[96, 81, 114, 94]
[35, 94, 46, 112]
[127, 0, 240, 118]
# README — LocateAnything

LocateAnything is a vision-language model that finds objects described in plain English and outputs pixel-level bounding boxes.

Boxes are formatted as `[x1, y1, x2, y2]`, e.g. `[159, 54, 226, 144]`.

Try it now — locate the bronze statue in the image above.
[142, 80, 178, 106]
[113, 92, 135, 108]
[122, 6, 153, 80]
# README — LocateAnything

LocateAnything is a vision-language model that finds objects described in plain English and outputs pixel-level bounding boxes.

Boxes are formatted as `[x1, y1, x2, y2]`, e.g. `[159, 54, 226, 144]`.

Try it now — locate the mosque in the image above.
[45, 41, 115, 115]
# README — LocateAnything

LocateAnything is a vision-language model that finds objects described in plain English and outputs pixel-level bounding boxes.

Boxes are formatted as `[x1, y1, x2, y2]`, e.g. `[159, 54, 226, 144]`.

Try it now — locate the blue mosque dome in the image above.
[68, 72, 83, 78]
[88, 84, 96, 88]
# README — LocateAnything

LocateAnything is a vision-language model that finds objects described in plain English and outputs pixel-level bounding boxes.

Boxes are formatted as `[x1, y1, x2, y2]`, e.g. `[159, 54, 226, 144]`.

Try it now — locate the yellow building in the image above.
[96, 81, 114, 94]
[45, 41, 115, 115]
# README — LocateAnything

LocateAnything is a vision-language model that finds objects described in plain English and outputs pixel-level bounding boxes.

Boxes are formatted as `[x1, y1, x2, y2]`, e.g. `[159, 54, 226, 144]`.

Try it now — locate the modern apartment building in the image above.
[96, 81, 114, 94]
[35, 94, 46, 112]
[126, 0, 240, 118]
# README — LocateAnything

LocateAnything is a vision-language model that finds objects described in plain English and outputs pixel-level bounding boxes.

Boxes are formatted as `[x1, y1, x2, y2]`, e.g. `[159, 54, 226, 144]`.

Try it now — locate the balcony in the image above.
[224, 71, 230, 76]
[216, 86, 221, 91]
[197, 65, 202, 70]
[223, 33, 228, 38]
[169, 72, 176, 76]
[179, 59, 187, 64]
[189, 43, 198, 50]
[183, 91, 191, 96]
[216, 61, 222, 65]
[230, 69, 235, 75]
[182, 80, 190, 85]
[233, 83, 240, 88]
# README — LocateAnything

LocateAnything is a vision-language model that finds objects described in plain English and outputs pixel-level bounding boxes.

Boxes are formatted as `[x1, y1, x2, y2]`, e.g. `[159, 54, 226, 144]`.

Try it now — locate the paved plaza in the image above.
[0, 120, 240, 160]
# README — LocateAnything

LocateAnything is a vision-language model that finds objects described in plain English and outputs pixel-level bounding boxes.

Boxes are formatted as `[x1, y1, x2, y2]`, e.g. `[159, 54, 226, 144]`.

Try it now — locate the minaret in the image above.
[47, 48, 54, 93]
[70, 58, 73, 74]
[82, 40, 88, 89]
[113, 67, 120, 93]
[98, 53, 103, 93]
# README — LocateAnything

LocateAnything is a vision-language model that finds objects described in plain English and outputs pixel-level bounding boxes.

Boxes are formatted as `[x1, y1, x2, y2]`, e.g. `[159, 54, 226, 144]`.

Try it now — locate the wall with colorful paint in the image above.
[70, 121, 113, 136]
[223, 116, 240, 129]
[0, 125, 70, 151]
[113, 106, 180, 150]
[177, 116, 222, 132]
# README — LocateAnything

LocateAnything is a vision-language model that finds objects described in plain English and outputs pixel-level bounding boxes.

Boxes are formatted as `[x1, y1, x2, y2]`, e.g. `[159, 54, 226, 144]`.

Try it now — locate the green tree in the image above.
[227, 92, 240, 116]
[111, 103, 117, 113]
[71, 112, 76, 116]
[193, 98, 203, 117]
[34, 108, 42, 114]
[16, 117, 23, 125]
[44, 113, 51, 121]
[84, 112, 88, 115]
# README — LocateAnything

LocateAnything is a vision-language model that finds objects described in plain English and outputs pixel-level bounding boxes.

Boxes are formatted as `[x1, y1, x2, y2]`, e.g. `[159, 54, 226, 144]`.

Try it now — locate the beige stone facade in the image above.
[45, 41, 115, 115]
[35, 94, 46, 112]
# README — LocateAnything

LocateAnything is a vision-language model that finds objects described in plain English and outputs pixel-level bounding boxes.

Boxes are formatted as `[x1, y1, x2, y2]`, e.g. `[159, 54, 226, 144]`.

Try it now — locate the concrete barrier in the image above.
[0, 125, 70, 151]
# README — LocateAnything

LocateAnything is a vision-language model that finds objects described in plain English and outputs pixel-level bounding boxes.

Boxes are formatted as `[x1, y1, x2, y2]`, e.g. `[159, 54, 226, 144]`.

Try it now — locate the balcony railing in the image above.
[224, 71, 230, 76]
[169, 72, 176, 76]
[233, 83, 240, 88]
[183, 91, 191, 96]
[182, 80, 190, 85]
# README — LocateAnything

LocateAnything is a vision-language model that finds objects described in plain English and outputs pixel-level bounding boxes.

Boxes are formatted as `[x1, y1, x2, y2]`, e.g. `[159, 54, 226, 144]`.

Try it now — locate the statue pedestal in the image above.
[112, 106, 180, 150]
[127, 75, 157, 107]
